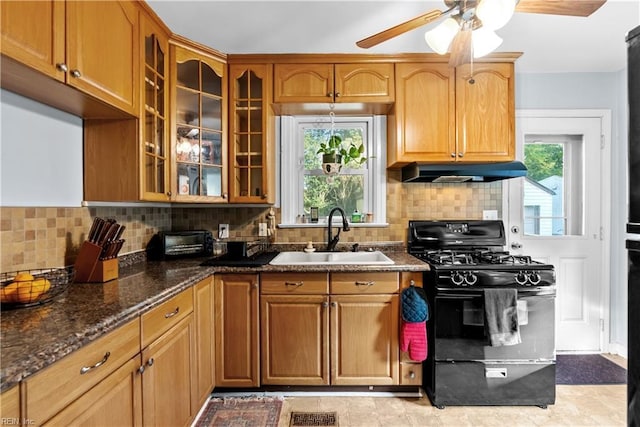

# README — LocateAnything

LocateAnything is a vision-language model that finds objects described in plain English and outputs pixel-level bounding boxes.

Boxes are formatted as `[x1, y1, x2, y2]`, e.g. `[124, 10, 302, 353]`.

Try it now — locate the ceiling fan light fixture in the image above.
[476, 0, 516, 30]
[472, 27, 503, 58]
[424, 17, 460, 55]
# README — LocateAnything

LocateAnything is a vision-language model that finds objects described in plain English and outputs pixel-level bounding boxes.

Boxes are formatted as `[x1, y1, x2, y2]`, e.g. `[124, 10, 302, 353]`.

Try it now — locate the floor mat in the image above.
[290, 412, 338, 426]
[194, 396, 282, 427]
[556, 354, 627, 385]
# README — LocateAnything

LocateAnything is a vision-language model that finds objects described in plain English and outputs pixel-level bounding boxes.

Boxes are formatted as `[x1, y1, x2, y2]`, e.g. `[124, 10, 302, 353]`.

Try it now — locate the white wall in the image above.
[0, 89, 83, 207]
[516, 71, 628, 354]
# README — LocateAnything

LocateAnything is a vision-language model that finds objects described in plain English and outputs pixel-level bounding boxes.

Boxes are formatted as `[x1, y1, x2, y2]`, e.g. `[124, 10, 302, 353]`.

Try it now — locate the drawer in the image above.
[25, 318, 140, 424]
[400, 271, 423, 290]
[141, 287, 194, 348]
[261, 272, 328, 294]
[400, 362, 422, 386]
[330, 272, 398, 294]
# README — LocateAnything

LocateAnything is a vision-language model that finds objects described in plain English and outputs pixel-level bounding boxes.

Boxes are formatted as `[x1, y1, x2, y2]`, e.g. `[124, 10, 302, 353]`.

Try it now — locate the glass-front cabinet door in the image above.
[140, 16, 170, 201]
[171, 43, 227, 202]
[229, 64, 274, 203]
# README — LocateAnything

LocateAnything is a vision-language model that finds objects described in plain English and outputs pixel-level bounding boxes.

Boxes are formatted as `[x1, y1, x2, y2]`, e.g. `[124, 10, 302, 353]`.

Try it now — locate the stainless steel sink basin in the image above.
[269, 250, 394, 265]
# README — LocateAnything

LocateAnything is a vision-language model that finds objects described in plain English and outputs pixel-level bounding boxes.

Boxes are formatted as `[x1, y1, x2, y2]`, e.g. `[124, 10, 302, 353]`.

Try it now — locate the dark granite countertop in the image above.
[0, 251, 428, 392]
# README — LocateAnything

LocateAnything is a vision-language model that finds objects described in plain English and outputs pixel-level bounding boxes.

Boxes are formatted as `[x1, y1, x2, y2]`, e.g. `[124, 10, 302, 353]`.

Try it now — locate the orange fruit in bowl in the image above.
[1, 282, 19, 303]
[14, 278, 51, 303]
[14, 272, 34, 282]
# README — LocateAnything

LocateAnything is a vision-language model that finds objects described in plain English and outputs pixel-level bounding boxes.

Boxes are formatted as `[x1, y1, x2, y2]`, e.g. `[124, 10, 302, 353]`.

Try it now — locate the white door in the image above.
[506, 111, 610, 352]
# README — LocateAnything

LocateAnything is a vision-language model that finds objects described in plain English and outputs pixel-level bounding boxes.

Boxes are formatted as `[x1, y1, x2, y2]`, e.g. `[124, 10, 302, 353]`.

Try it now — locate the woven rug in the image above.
[194, 396, 282, 427]
[556, 354, 627, 385]
[290, 412, 338, 427]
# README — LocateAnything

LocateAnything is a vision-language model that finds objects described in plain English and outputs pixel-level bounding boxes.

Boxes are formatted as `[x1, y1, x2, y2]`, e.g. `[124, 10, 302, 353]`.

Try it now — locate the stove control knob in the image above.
[464, 272, 478, 286]
[451, 272, 465, 286]
[528, 271, 541, 285]
[515, 272, 528, 285]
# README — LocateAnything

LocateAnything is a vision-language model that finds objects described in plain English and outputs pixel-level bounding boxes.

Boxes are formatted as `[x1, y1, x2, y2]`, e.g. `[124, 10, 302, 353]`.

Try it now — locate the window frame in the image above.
[278, 115, 387, 227]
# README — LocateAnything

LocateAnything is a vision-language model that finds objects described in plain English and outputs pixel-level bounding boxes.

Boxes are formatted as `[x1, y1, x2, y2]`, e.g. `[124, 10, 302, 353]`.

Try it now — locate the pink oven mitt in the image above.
[400, 319, 428, 362]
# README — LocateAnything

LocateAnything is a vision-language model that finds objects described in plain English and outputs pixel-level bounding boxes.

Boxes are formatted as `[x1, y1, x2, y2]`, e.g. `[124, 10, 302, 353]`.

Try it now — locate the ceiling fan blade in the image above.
[515, 0, 606, 17]
[356, 9, 443, 48]
[448, 28, 472, 68]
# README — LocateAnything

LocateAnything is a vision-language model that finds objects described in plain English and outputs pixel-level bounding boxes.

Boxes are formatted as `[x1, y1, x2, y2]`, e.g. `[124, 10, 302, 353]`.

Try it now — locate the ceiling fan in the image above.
[356, 0, 606, 67]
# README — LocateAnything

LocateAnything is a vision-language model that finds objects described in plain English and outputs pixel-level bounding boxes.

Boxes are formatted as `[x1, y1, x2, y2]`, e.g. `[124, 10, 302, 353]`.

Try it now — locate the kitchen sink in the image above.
[269, 250, 394, 265]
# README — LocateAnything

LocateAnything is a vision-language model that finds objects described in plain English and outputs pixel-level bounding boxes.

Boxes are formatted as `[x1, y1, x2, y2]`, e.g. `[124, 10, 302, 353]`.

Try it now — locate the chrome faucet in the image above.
[326, 207, 350, 251]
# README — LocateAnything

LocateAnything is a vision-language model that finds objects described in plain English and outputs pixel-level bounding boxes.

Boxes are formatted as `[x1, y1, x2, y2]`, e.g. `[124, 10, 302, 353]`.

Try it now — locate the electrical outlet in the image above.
[258, 222, 268, 237]
[483, 210, 498, 220]
[218, 224, 229, 239]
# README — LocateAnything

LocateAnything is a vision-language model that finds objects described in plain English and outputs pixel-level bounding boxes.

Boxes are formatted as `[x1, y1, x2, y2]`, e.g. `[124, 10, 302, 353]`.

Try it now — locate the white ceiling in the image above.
[148, 0, 640, 73]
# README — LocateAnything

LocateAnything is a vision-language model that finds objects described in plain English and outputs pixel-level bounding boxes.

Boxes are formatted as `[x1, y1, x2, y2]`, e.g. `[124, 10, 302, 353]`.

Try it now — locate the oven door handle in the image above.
[436, 288, 556, 298]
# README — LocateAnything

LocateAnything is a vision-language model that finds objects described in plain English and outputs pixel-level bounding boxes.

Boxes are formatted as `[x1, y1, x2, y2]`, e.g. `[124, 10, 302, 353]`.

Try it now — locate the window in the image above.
[279, 115, 387, 226]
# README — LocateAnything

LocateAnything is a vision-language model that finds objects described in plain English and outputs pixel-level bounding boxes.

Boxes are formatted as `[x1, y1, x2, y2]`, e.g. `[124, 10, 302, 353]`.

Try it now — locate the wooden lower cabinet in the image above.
[215, 274, 260, 387]
[44, 357, 142, 426]
[331, 294, 399, 385]
[260, 273, 400, 386]
[141, 315, 196, 427]
[0, 385, 20, 421]
[261, 294, 329, 385]
[194, 277, 215, 408]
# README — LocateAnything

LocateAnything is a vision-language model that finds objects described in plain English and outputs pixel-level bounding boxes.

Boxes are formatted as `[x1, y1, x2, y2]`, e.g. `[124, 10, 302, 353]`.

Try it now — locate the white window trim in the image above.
[278, 115, 387, 227]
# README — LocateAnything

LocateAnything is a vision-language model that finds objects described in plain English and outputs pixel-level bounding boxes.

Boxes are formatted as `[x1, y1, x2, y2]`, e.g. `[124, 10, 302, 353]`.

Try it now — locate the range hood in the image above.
[401, 161, 527, 183]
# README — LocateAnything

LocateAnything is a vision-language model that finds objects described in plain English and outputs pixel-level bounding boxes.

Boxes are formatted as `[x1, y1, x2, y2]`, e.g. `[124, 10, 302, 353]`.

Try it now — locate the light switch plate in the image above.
[258, 222, 268, 237]
[483, 210, 498, 220]
[218, 224, 229, 239]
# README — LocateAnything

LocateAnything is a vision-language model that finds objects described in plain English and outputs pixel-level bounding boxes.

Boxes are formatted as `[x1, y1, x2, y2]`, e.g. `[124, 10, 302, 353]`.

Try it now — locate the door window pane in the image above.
[523, 135, 584, 236]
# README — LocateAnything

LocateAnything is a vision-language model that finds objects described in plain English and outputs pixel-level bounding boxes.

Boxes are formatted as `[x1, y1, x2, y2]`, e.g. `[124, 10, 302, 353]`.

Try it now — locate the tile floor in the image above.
[278, 354, 627, 427]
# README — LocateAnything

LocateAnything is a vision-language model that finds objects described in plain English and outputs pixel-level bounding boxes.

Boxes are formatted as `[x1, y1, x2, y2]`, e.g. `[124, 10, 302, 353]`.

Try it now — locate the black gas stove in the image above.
[408, 220, 556, 408]
[409, 220, 555, 289]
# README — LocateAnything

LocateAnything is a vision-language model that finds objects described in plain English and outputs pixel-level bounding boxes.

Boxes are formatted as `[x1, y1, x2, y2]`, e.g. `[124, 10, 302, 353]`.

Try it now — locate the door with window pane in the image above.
[507, 114, 605, 352]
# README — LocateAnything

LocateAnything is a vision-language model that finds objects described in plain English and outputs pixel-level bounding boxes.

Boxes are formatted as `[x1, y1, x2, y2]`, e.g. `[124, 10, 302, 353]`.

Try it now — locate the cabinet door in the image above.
[142, 315, 195, 427]
[455, 62, 515, 162]
[261, 294, 329, 385]
[334, 63, 394, 103]
[194, 277, 215, 409]
[273, 63, 334, 103]
[140, 12, 170, 201]
[172, 44, 228, 202]
[0, 0, 65, 80]
[0, 386, 20, 421]
[330, 294, 399, 385]
[66, 1, 138, 115]
[229, 64, 275, 203]
[389, 63, 456, 166]
[44, 358, 142, 427]
[214, 274, 259, 387]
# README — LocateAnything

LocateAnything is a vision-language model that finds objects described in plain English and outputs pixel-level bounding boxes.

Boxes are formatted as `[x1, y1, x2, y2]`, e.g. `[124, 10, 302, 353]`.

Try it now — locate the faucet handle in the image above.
[351, 243, 359, 252]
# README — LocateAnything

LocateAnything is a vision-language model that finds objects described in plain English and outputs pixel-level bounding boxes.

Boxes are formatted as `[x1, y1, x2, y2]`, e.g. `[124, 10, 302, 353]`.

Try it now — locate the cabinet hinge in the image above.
[600, 318, 605, 332]
[600, 134, 605, 149]
[600, 226, 605, 241]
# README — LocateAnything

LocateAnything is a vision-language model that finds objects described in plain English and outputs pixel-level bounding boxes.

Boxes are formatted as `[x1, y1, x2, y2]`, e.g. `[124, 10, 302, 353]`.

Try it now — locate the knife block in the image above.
[74, 241, 119, 283]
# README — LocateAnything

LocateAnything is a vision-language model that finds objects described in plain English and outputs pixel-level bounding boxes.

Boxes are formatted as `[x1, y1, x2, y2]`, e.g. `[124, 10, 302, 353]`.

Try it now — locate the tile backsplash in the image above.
[1, 170, 502, 271]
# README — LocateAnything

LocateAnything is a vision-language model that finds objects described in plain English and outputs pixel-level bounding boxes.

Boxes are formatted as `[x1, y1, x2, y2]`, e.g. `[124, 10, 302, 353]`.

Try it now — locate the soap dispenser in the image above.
[351, 209, 362, 223]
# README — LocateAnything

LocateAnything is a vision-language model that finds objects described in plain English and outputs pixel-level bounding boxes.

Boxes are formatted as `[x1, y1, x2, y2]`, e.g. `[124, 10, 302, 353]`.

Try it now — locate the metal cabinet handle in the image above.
[450, 153, 456, 158]
[164, 307, 179, 318]
[285, 281, 304, 287]
[80, 352, 111, 375]
[56, 63, 68, 72]
[222, 193, 228, 199]
[355, 281, 374, 287]
[327, 92, 333, 98]
[409, 371, 416, 379]
[70, 69, 82, 78]
[262, 193, 268, 199]
[410, 280, 415, 287]
[458, 152, 464, 158]
[137, 365, 145, 374]
[331, 302, 337, 307]
[322, 301, 329, 308]
[146, 358, 155, 367]
[335, 92, 341, 98]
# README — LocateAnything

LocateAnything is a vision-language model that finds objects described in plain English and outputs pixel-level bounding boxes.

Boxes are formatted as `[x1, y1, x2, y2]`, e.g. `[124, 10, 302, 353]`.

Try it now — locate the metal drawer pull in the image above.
[485, 368, 508, 378]
[80, 352, 111, 375]
[56, 63, 68, 72]
[164, 307, 179, 318]
[409, 371, 416, 379]
[285, 281, 304, 287]
[70, 69, 82, 78]
[355, 281, 374, 286]
[147, 358, 155, 367]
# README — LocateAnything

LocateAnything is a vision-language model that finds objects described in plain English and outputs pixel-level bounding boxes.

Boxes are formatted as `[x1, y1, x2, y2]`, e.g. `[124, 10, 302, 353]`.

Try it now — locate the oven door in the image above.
[434, 287, 555, 361]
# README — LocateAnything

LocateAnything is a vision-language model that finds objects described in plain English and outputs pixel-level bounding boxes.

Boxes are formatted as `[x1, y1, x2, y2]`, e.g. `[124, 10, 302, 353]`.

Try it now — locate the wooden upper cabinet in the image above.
[140, 10, 171, 201]
[66, 1, 139, 115]
[389, 62, 456, 166]
[228, 63, 275, 204]
[273, 62, 394, 104]
[0, 0, 138, 117]
[1, 0, 65, 80]
[171, 42, 228, 203]
[455, 62, 515, 162]
[388, 60, 517, 167]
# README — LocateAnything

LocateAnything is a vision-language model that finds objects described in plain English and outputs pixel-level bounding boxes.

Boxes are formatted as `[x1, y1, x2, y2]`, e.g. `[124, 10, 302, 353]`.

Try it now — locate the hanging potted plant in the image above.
[317, 134, 367, 176]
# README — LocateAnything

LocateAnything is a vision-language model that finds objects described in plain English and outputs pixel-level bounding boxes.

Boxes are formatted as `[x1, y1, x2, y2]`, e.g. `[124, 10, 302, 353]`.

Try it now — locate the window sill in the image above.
[278, 222, 389, 229]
